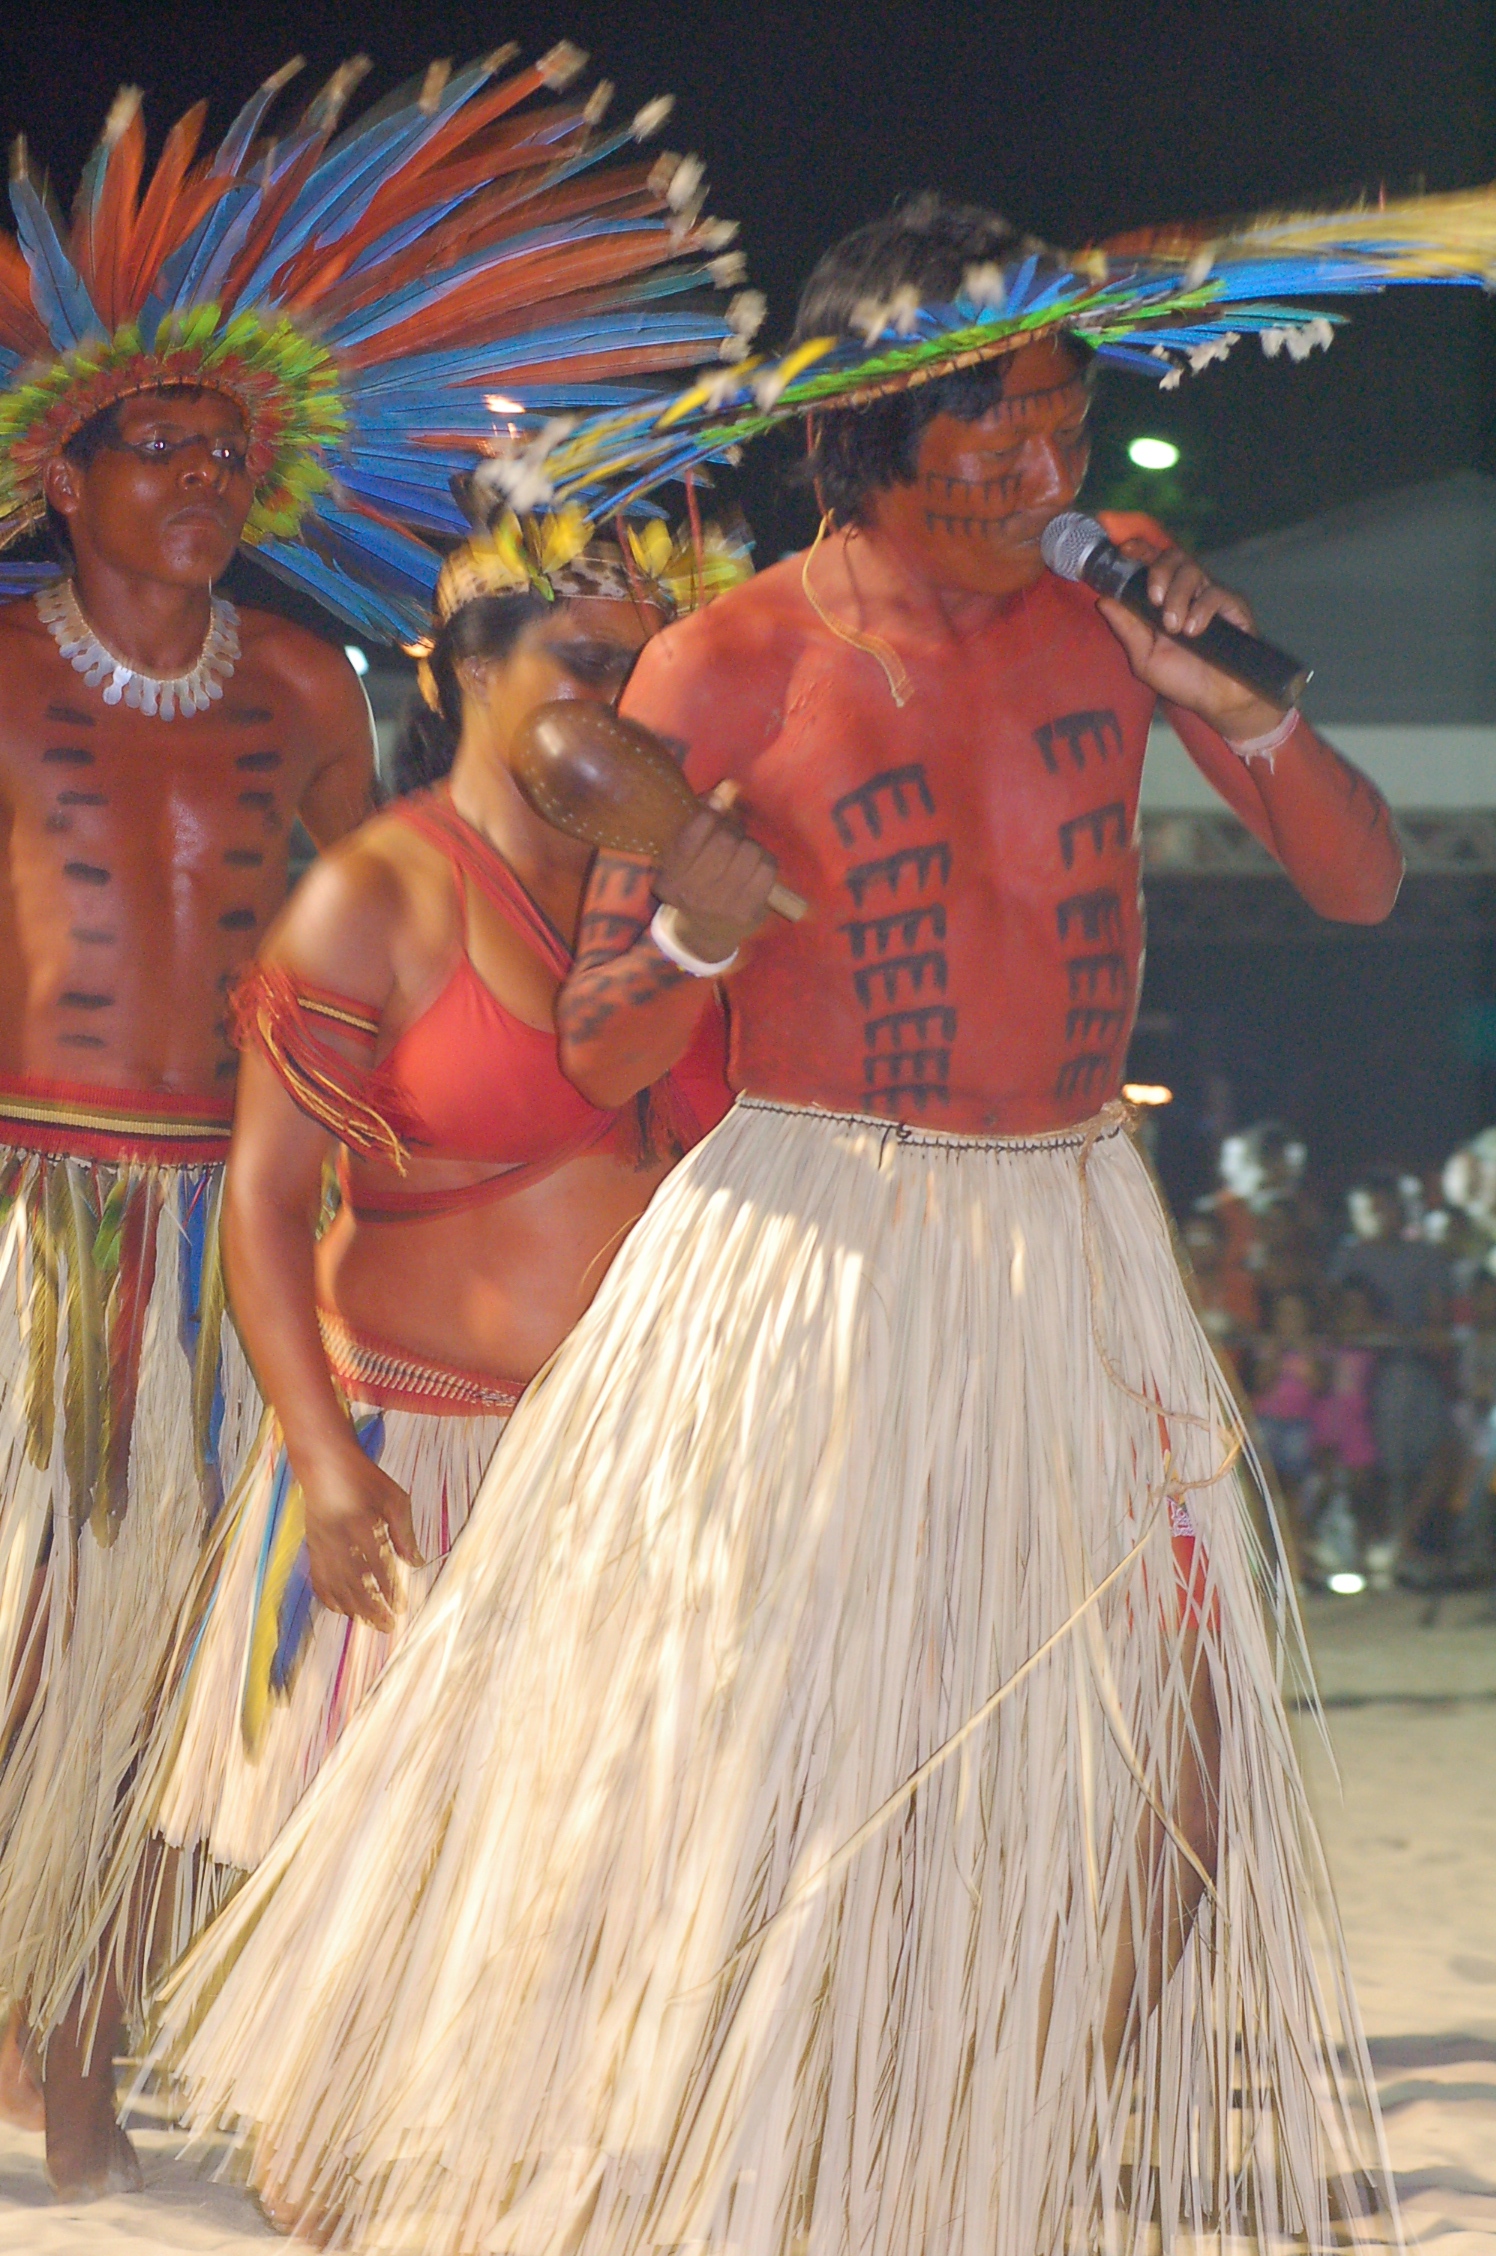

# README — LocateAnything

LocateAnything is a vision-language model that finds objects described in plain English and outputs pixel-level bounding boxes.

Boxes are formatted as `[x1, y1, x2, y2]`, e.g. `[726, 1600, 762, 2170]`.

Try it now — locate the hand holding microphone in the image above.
[1040, 512, 1312, 718]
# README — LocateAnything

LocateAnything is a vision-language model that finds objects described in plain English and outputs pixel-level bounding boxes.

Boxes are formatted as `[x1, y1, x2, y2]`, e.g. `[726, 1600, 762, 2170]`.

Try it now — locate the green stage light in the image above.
[1127, 436, 1180, 470]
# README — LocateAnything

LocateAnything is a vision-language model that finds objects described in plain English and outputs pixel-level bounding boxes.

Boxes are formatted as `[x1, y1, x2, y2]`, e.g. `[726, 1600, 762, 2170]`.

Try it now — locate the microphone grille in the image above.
[1040, 511, 1106, 583]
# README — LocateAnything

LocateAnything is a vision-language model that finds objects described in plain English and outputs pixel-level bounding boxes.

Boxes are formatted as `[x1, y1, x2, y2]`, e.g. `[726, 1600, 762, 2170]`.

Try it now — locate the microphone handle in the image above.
[1106, 561, 1313, 710]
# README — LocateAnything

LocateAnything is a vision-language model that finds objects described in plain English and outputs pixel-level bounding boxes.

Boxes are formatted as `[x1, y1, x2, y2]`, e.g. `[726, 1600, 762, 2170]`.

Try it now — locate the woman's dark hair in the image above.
[391, 590, 550, 794]
[792, 192, 1090, 526]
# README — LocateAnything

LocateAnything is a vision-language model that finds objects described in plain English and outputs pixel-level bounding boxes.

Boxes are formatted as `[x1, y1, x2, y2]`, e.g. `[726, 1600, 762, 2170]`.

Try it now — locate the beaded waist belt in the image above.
[0, 1074, 234, 1164]
[734, 1093, 1131, 1154]
[318, 1305, 524, 1419]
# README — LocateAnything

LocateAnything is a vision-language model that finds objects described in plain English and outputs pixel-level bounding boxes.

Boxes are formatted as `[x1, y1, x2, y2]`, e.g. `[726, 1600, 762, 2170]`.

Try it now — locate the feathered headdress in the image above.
[476, 183, 1496, 517]
[0, 47, 760, 638]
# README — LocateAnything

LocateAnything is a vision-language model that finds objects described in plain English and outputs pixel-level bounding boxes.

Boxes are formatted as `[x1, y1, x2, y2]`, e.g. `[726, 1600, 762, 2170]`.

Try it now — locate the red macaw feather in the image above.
[73, 95, 147, 331]
[342, 230, 694, 369]
[0, 235, 47, 355]
[121, 100, 214, 310]
[294, 163, 663, 326]
[282, 106, 594, 305]
[375, 52, 573, 197]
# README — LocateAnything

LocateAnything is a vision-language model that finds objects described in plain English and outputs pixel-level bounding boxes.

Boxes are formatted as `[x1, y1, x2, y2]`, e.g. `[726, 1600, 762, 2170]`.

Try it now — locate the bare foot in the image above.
[257, 2175, 339, 2245]
[45, 2097, 142, 2200]
[43, 1960, 141, 2199]
[0, 2008, 44, 2131]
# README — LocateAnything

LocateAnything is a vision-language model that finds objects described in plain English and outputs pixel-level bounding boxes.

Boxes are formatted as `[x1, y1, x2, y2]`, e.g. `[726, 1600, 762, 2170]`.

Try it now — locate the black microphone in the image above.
[1040, 511, 1312, 710]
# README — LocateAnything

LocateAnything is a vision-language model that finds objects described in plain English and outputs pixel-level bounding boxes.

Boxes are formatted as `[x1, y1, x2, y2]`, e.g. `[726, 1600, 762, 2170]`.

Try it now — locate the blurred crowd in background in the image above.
[1179, 1119, 1496, 1595]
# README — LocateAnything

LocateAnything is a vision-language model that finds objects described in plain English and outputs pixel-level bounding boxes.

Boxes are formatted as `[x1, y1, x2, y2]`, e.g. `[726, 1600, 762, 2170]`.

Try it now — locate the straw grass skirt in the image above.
[0, 1147, 257, 2040]
[157, 1099, 1393, 2255]
[157, 1386, 513, 1884]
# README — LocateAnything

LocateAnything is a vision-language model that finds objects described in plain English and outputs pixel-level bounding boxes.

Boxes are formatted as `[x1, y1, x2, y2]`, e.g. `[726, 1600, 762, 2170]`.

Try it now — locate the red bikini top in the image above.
[233, 790, 730, 1219]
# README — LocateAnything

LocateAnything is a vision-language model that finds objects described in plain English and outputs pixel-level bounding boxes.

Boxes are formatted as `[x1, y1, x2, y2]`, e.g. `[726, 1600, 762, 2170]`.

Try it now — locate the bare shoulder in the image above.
[234, 604, 362, 707]
[0, 595, 64, 784]
[656, 555, 807, 672]
[0, 591, 55, 675]
[624, 561, 806, 766]
[262, 801, 448, 993]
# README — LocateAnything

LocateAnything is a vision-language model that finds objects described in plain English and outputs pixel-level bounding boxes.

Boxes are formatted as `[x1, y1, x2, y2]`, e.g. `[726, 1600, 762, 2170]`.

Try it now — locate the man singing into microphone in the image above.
[154, 195, 1403, 2252]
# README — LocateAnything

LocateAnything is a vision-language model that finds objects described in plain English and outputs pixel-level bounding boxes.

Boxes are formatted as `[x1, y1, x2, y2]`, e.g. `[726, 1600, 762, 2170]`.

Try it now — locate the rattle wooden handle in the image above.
[705, 782, 805, 921]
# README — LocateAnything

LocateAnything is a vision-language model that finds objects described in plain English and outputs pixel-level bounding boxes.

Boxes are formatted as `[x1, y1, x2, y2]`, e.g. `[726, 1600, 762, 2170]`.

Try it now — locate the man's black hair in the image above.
[792, 192, 1090, 527]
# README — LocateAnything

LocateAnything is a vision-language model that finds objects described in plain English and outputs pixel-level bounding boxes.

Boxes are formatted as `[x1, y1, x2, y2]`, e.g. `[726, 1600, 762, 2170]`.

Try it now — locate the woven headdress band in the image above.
[415, 504, 751, 709]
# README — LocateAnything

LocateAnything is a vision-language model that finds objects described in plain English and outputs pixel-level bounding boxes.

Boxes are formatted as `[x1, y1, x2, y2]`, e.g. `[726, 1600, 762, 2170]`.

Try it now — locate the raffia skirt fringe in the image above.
[156, 1384, 513, 1884]
[0, 1147, 257, 2040]
[155, 1099, 1394, 2255]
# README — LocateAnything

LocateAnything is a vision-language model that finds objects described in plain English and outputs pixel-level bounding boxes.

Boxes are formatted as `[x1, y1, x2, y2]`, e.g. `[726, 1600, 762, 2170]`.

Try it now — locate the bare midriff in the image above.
[315, 1137, 676, 1379]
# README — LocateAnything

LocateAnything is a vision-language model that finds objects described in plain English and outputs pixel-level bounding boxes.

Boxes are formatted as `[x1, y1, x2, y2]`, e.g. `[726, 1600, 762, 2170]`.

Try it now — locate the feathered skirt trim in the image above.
[0, 1145, 257, 2041]
[155, 1099, 1394, 2255]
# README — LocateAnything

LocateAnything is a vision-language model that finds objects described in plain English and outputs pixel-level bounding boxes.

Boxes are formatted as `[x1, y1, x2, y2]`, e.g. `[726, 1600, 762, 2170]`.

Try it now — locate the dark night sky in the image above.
[2, 0, 1493, 560]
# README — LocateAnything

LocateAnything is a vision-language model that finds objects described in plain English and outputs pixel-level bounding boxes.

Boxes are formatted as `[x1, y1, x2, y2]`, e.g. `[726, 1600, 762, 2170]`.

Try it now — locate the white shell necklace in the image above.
[35, 577, 240, 719]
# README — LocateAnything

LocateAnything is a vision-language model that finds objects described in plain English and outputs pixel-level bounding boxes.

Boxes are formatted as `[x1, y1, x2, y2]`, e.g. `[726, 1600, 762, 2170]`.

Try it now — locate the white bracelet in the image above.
[1223, 706, 1301, 766]
[648, 903, 739, 978]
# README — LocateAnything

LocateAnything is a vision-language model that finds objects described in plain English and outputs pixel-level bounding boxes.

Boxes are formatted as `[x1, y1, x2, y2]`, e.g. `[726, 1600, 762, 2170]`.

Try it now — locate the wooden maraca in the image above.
[511, 701, 807, 920]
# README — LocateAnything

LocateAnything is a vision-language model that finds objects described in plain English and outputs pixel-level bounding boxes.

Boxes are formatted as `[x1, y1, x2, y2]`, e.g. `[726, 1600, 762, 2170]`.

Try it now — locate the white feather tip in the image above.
[961, 262, 1008, 309]
[103, 87, 144, 145]
[537, 41, 588, 90]
[727, 289, 766, 336]
[632, 95, 675, 141]
[665, 153, 705, 212]
[418, 61, 452, 116]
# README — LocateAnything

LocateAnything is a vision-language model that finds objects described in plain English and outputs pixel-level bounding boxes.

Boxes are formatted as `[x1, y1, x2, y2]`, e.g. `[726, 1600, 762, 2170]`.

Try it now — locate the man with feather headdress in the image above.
[0, 46, 754, 2194]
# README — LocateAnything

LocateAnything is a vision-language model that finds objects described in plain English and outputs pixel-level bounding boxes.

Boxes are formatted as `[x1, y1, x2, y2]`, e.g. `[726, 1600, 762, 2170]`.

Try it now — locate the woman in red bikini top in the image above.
[224, 521, 733, 1640]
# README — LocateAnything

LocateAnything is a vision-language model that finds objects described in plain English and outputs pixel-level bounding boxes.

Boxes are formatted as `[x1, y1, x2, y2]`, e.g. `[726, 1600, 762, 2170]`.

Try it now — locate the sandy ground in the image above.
[0, 1585, 1491, 2252]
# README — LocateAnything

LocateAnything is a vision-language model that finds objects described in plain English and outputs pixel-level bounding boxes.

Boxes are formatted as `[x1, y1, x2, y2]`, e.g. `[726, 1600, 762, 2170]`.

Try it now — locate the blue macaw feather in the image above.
[344, 439, 480, 475]
[315, 497, 445, 570]
[273, 53, 503, 258]
[322, 102, 601, 295]
[326, 214, 677, 350]
[134, 184, 256, 335]
[168, 183, 263, 310]
[346, 319, 730, 402]
[334, 470, 468, 534]
[213, 60, 306, 177]
[1001, 255, 1042, 317]
[265, 1550, 314, 1698]
[1094, 343, 1179, 374]
[0, 561, 62, 595]
[232, 79, 484, 304]
[331, 192, 472, 285]
[8, 170, 103, 348]
[253, 536, 429, 642]
[295, 507, 442, 625]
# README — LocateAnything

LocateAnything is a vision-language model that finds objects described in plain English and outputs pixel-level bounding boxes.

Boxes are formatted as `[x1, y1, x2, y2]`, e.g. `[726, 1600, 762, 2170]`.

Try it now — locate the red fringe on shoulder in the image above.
[230, 964, 411, 1174]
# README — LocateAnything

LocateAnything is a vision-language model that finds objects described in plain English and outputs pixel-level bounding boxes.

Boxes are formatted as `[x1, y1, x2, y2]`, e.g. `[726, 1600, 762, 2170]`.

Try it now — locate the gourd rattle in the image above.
[511, 702, 807, 921]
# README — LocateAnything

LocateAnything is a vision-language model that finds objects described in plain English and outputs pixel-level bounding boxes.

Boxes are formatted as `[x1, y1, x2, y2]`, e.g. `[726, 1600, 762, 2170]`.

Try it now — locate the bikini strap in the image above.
[390, 792, 574, 980]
